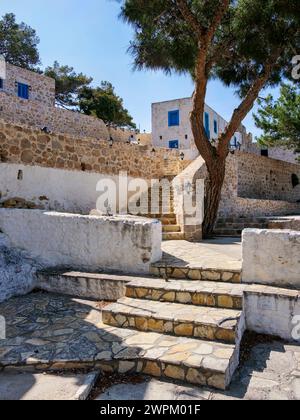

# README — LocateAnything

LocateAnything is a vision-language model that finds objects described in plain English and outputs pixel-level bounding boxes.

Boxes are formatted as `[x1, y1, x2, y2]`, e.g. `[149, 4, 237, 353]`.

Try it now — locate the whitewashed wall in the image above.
[242, 229, 300, 288]
[244, 289, 300, 342]
[0, 163, 149, 214]
[0, 210, 162, 273]
[152, 97, 242, 151]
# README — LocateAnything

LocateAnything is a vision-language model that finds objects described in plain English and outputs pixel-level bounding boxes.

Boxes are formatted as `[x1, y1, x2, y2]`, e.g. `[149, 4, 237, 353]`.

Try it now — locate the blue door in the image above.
[204, 112, 210, 139]
[169, 140, 179, 149]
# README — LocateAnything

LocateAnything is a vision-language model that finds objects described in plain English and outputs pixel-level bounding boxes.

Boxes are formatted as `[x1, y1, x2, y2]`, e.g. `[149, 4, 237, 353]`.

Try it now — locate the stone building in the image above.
[151, 97, 244, 157]
[0, 59, 137, 143]
[0, 58, 55, 105]
[241, 132, 300, 165]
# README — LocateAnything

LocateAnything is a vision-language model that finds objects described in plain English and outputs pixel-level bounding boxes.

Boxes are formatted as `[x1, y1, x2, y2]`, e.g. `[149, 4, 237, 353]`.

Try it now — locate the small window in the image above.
[159, 136, 163, 140]
[168, 110, 180, 127]
[0, 78, 3, 90]
[17, 82, 29, 99]
[214, 119, 218, 134]
[261, 149, 269, 157]
[169, 140, 179, 149]
[204, 112, 210, 139]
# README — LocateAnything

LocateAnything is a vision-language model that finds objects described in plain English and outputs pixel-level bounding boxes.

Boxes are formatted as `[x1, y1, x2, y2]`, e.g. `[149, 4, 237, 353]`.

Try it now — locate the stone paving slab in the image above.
[126, 279, 245, 309]
[156, 239, 242, 272]
[102, 297, 241, 343]
[95, 340, 300, 400]
[0, 371, 99, 400]
[0, 292, 238, 390]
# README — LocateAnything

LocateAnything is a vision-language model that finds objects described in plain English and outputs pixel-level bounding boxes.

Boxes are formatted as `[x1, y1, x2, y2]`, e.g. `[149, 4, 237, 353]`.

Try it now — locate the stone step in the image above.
[213, 229, 242, 237]
[102, 297, 242, 344]
[217, 217, 270, 224]
[162, 225, 181, 233]
[216, 223, 268, 229]
[150, 265, 241, 283]
[163, 232, 185, 241]
[160, 216, 177, 225]
[126, 278, 245, 310]
[36, 269, 133, 301]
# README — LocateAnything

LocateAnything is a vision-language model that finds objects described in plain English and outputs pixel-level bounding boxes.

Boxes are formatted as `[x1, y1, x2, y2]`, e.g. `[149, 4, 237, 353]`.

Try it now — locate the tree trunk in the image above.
[202, 159, 226, 237]
[190, 108, 228, 239]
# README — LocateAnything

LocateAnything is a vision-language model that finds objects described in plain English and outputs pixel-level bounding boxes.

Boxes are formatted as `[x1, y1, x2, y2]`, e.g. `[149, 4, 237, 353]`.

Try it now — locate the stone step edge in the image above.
[102, 299, 241, 344]
[35, 270, 157, 302]
[126, 282, 243, 310]
[0, 351, 237, 391]
[150, 266, 241, 283]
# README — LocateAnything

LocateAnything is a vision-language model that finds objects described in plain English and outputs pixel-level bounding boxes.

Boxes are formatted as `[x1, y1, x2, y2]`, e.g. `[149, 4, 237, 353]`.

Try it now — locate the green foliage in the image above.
[120, 0, 300, 97]
[44, 61, 92, 108]
[254, 84, 300, 160]
[79, 82, 136, 129]
[0, 13, 40, 70]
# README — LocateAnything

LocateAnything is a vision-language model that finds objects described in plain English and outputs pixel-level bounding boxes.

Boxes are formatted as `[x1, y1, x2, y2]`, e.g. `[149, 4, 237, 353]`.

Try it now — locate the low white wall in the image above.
[0, 163, 149, 214]
[0, 210, 162, 274]
[242, 229, 300, 288]
[244, 288, 300, 342]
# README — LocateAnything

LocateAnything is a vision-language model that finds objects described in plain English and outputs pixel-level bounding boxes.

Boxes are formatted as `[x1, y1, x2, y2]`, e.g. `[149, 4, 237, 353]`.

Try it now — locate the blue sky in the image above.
[0, 0, 278, 136]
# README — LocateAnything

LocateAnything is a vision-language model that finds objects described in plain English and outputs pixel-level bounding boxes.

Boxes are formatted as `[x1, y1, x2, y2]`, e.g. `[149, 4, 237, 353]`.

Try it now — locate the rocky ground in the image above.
[0, 233, 41, 303]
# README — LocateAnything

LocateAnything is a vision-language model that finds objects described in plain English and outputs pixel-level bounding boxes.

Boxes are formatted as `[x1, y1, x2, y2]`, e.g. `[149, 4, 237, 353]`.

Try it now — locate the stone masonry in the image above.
[0, 120, 188, 179]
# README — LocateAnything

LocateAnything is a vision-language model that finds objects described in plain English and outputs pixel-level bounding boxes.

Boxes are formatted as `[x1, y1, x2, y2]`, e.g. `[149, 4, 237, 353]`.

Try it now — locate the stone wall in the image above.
[2, 62, 55, 106]
[0, 119, 187, 179]
[0, 209, 162, 273]
[219, 152, 300, 217]
[236, 152, 300, 202]
[241, 135, 300, 165]
[0, 92, 110, 140]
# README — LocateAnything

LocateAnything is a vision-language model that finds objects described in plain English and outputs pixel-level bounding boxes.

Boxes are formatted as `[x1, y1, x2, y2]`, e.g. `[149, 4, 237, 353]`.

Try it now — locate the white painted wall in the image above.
[152, 97, 242, 152]
[0, 163, 149, 215]
[242, 229, 300, 288]
[244, 289, 300, 342]
[0, 210, 162, 274]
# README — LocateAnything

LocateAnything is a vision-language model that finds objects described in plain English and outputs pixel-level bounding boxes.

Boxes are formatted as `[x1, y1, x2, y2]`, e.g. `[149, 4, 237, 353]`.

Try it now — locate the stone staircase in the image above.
[132, 180, 184, 241]
[214, 217, 270, 237]
[102, 268, 245, 390]
[37, 266, 245, 390]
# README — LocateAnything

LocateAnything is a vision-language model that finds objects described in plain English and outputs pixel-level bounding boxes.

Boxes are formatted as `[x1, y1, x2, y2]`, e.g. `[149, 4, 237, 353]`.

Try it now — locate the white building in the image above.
[152, 97, 243, 158]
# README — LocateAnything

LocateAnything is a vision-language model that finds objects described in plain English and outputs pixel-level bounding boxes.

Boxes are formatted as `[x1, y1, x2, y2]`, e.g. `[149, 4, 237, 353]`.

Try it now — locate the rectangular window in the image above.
[168, 110, 180, 127]
[169, 140, 179, 149]
[0, 78, 3, 90]
[214, 119, 218, 134]
[204, 112, 210, 139]
[261, 149, 269, 157]
[17, 82, 29, 99]
[230, 136, 238, 147]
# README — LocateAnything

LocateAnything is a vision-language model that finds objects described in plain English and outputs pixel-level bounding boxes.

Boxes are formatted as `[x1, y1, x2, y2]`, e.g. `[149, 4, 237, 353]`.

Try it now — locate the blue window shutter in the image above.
[168, 110, 179, 127]
[214, 119, 218, 134]
[18, 83, 29, 99]
[204, 112, 210, 139]
[169, 140, 179, 149]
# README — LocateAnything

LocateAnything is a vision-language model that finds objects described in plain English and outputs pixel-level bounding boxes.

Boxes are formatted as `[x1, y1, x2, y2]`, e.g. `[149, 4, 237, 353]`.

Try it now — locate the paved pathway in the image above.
[0, 293, 235, 381]
[159, 239, 242, 271]
[0, 371, 98, 400]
